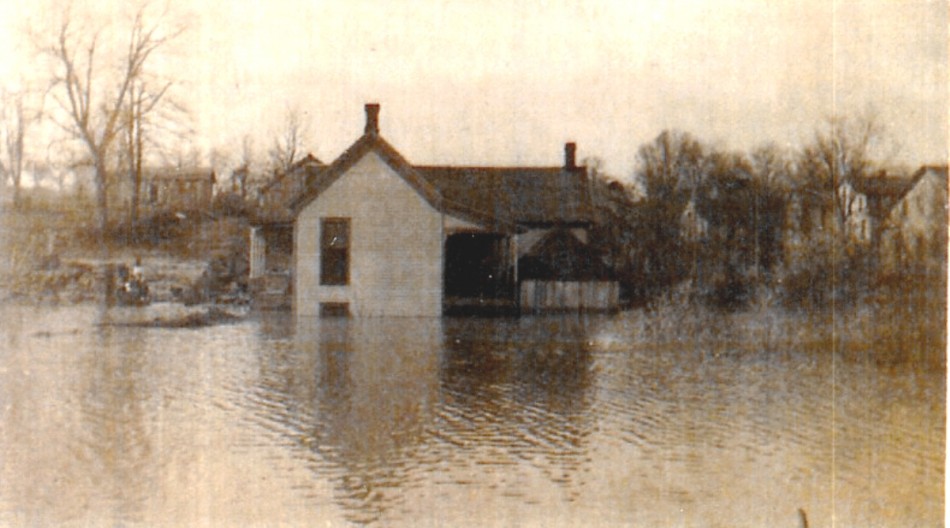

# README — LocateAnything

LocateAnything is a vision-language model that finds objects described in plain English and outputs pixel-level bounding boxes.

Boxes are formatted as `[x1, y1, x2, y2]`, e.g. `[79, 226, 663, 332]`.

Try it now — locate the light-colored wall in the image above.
[295, 152, 444, 317]
[896, 171, 946, 239]
[881, 170, 948, 270]
[680, 200, 708, 242]
[838, 182, 872, 243]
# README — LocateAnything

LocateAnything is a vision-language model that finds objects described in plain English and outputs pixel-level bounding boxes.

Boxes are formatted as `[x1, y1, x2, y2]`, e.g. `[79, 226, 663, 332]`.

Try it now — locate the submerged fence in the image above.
[520, 280, 620, 313]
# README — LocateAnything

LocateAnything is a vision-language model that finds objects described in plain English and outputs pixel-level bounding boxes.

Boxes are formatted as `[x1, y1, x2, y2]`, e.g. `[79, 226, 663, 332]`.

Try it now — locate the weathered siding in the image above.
[295, 152, 444, 317]
[520, 280, 619, 313]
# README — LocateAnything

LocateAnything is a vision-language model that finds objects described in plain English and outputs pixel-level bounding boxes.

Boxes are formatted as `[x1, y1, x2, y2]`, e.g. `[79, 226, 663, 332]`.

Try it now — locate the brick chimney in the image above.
[364, 103, 380, 135]
[564, 142, 577, 171]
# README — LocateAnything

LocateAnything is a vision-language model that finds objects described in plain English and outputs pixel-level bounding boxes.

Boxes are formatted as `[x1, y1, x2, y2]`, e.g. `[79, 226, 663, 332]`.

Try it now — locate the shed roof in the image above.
[518, 228, 614, 281]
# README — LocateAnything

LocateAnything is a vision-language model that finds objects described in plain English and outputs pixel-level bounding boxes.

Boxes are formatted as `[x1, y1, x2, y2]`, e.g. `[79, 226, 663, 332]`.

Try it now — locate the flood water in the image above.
[0, 303, 943, 527]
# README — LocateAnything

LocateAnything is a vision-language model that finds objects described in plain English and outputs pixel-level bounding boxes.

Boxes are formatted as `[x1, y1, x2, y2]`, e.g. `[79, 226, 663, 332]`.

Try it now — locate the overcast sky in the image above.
[2, 0, 947, 179]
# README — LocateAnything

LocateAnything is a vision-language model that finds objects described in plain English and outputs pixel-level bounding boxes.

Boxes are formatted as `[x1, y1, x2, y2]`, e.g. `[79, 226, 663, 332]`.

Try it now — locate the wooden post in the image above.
[511, 234, 519, 309]
[249, 227, 266, 279]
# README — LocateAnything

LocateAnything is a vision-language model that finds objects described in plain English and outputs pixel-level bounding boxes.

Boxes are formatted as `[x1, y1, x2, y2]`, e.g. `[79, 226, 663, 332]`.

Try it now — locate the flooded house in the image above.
[249, 155, 326, 309]
[249, 103, 618, 316]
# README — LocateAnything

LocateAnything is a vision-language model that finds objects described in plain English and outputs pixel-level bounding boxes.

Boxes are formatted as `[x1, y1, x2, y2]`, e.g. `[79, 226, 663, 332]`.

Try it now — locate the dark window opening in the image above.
[321, 218, 350, 285]
[320, 302, 350, 317]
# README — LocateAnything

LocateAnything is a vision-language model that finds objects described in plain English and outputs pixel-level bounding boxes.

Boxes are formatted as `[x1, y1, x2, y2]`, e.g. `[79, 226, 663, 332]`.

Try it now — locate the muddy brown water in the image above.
[0, 304, 943, 526]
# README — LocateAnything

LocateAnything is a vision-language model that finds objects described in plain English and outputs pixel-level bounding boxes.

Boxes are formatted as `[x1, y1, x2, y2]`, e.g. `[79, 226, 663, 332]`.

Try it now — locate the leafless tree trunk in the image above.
[42, 7, 181, 237]
[268, 107, 309, 176]
[798, 114, 884, 234]
[232, 134, 254, 199]
[125, 78, 175, 225]
[0, 88, 38, 209]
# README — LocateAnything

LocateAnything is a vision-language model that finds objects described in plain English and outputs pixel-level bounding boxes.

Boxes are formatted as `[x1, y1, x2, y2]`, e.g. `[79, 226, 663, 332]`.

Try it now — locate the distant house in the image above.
[251, 103, 618, 316]
[256, 153, 325, 215]
[247, 155, 326, 308]
[783, 172, 917, 267]
[142, 167, 216, 211]
[879, 165, 948, 274]
[838, 174, 913, 245]
[101, 166, 215, 220]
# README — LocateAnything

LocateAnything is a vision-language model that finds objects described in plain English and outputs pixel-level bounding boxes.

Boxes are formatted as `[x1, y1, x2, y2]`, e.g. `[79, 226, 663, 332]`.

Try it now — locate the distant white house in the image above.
[679, 198, 708, 242]
[837, 175, 912, 245]
[879, 165, 948, 273]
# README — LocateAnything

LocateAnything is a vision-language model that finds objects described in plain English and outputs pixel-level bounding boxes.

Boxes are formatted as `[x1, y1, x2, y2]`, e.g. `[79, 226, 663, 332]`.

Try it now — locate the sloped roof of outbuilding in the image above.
[518, 228, 614, 281]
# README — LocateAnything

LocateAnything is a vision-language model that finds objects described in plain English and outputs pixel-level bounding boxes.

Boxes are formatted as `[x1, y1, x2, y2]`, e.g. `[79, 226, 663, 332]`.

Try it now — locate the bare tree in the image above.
[41, 5, 182, 236]
[782, 114, 891, 305]
[124, 75, 186, 224]
[0, 89, 26, 208]
[231, 134, 254, 199]
[798, 114, 886, 232]
[626, 130, 712, 296]
[635, 129, 708, 204]
[267, 107, 309, 176]
[750, 143, 793, 191]
[0, 86, 43, 208]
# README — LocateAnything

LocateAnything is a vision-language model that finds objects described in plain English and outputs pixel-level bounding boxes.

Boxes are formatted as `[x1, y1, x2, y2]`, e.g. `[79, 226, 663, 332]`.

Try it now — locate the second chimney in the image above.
[564, 142, 577, 171]
[364, 103, 380, 135]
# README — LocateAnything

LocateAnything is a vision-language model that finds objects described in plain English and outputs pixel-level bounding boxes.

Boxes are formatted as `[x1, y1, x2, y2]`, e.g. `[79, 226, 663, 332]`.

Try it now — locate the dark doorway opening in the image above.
[444, 233, 513, 300]
[263, 226, 294, 273]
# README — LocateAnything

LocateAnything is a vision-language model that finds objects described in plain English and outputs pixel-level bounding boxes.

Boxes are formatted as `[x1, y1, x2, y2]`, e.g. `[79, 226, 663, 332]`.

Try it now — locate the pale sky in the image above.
[1, 0, 947, 179]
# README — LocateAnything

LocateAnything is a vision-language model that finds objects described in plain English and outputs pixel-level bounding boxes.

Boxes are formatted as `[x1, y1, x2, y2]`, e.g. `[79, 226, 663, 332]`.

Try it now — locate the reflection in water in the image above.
[246, 316, 442, 524]
[241, 315, 598, 524]
[0, 305, 944, 527]
[438, 317, 595, 500]
[72, 322, 154, 524]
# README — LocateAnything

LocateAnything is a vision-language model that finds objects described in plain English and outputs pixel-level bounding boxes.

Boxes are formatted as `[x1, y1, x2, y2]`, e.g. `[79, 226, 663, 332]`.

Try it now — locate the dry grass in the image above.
[611, 282, 945, 370]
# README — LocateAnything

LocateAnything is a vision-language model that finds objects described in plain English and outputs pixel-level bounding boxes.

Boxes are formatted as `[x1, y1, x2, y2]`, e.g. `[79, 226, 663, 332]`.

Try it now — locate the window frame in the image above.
[320, 217, 351, 286]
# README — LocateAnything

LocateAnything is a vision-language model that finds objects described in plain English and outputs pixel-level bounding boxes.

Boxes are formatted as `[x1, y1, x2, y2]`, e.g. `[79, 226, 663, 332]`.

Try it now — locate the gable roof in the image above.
[290, 132, 441, 213]
[258, 153, 326, 195]
[518, 228, 614, 280]
[290, 132, 592, 232]
[909, 165, 949, 193]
